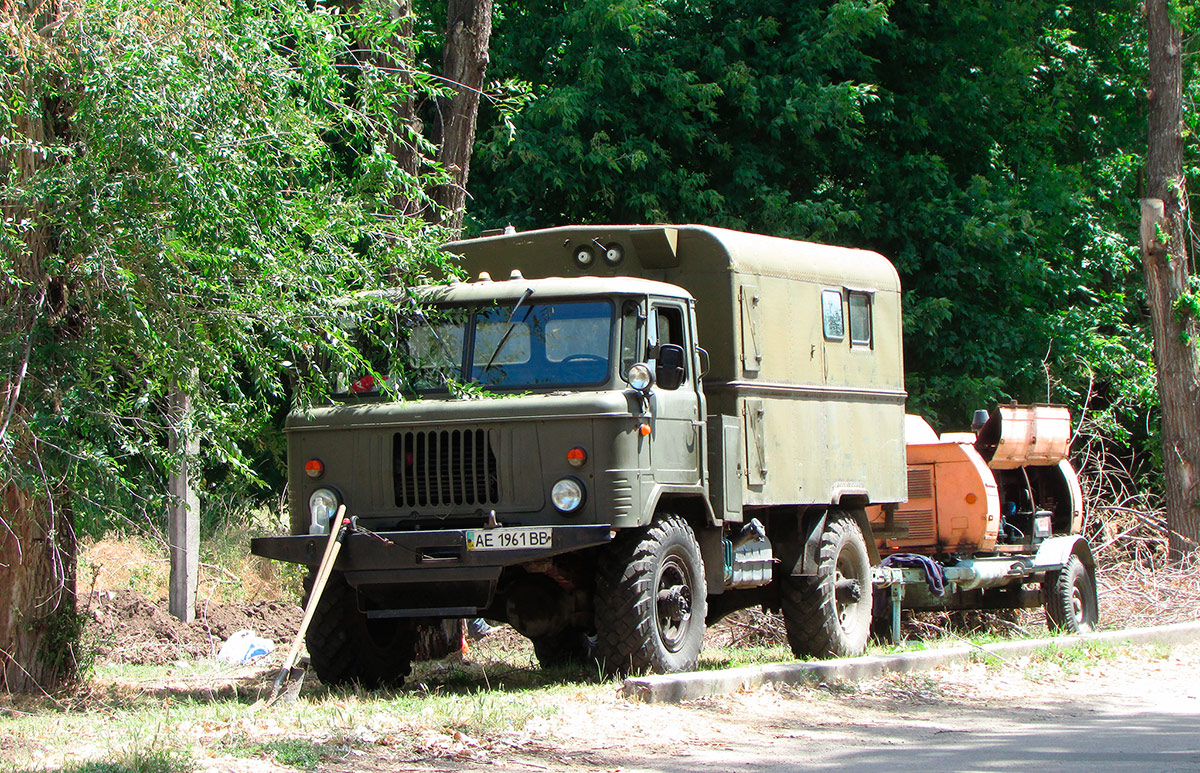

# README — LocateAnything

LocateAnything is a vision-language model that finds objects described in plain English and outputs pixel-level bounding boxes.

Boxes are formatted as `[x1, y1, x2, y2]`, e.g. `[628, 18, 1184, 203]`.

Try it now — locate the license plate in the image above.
[465, 527, 553, 551]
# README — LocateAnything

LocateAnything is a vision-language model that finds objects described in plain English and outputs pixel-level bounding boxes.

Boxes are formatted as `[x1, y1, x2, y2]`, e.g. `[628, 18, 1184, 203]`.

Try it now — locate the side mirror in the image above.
[656, 344, 686, 391]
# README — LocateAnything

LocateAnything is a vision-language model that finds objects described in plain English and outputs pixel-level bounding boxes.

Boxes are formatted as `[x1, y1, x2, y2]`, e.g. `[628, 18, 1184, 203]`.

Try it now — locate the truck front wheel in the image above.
[781, 512, 873, 658]
[593, 514, 707, 675]
[304, 572, 417, 688]
[1042, 555, 1099, 634]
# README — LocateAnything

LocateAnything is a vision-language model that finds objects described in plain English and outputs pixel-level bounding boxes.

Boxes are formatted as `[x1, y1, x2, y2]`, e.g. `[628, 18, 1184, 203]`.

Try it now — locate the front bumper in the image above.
[250, 524, 614, 617]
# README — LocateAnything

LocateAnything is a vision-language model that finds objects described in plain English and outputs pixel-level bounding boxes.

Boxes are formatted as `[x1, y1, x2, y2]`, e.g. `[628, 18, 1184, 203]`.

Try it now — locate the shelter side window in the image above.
[848, 291, 872, 347]
[821, 289, 845, 341]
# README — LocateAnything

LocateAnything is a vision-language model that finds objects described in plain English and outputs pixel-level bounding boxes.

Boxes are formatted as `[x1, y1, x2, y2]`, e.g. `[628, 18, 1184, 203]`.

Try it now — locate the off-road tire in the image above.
[1043, 555, 1099, 634]
[304, 572, 417, 688]
[532, 627, 591, 670]
[593, 514, 707, 675]
[781, 512, 873, 658]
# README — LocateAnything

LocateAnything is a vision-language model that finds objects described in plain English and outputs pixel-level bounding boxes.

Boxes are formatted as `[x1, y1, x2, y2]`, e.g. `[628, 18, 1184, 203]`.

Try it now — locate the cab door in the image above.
[647, 299, 702, 486]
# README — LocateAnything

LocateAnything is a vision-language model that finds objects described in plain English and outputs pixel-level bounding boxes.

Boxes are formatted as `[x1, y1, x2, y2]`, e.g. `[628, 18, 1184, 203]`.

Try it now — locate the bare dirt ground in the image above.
[85, 589, 302, 665]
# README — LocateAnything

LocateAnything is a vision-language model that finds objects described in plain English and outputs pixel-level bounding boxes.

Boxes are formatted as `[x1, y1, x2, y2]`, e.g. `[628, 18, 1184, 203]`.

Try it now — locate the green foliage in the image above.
[0, 0, 453, 532]
[470, 0, 1159, 450]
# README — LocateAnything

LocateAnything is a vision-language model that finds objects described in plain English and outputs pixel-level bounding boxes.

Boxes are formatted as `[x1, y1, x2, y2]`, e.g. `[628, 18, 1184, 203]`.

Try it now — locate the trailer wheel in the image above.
[304, 572, 417, 688]
[781, 512, 873, 658]
[1043, 555, 1098, 634]
[532, 627, 591, 670]
[593, 514, 707, 675]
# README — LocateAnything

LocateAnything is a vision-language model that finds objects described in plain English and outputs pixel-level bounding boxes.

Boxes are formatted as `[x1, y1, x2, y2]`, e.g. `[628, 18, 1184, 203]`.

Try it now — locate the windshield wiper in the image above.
[480, 288, 534, 376]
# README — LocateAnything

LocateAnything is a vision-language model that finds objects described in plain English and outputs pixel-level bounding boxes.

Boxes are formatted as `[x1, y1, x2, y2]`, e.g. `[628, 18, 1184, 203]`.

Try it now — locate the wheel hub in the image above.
[657, 585, 691, 618]
[835, 578, 862, 604]
[656, 556, 694, 652]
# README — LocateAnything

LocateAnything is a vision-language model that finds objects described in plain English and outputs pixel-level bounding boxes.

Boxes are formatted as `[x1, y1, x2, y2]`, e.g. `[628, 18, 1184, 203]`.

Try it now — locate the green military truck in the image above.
[250, 225, 923, 685]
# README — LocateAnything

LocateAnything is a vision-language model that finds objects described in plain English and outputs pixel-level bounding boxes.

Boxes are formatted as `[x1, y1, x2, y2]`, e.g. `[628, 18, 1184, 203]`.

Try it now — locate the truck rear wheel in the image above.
[593, 514, 707, 675]
[781, 512, 873, 658]
[304, 572, 417, 688]
[1043, 555, 1098, 634]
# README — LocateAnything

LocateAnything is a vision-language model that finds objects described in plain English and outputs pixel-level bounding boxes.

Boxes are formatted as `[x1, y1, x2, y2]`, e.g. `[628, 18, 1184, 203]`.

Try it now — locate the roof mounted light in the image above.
[573, 245, 595, 268]
[603, 243, 625, 266]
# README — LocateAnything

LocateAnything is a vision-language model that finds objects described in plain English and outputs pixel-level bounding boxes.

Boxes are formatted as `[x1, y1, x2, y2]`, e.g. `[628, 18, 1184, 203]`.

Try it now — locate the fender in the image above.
[1032, 535, 1095, 572]
[639, 483, 716, 527]
[796, 508, 882, 576]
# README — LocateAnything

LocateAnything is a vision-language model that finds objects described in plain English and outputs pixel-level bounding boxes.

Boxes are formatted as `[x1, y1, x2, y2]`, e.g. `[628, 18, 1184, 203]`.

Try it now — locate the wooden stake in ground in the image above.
[1140, 0, 1200, 560]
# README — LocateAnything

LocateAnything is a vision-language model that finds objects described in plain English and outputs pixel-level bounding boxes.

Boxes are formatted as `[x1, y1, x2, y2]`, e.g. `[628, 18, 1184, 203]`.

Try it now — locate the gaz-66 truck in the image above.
[251, 225, 1098, 686]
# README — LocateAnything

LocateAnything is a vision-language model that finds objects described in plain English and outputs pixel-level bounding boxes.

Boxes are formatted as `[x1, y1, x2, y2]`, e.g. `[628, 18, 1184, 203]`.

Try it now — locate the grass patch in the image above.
[8, 747, 194, 773]
[698, 644, 794, 670]
[0, 631, 602, 772]
[1023, 641, 1117, 680]
[223, 738, 343, 770]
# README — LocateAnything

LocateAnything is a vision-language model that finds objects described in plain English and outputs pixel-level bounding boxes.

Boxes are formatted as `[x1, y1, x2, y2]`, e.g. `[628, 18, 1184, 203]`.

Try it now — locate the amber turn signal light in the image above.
[304, 459, 325, 479]
[567, 447, 587, 467]
[639, 423, 652, 437]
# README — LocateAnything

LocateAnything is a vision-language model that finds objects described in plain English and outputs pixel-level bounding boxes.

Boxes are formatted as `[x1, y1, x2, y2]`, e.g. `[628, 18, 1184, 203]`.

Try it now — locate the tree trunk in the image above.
[433, 0, 494, 235]
[0, 483, 78, 693]
[0, 0, 81, 693]
[1141, 0, 1200, 558]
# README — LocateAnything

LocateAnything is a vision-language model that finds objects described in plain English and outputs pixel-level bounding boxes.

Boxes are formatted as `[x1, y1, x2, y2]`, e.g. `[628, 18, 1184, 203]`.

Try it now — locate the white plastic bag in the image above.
[217, 629, 275, 663]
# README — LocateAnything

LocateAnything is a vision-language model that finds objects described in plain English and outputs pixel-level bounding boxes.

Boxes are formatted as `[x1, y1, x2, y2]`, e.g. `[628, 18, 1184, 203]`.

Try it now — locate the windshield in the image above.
[335, 299, 616, 396]
[468, 300, 613, 388]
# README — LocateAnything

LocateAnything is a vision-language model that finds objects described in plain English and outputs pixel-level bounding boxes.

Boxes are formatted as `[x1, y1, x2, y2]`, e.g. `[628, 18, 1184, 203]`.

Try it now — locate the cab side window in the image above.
[653, 307, 686, 354]
[652, 304, 689, 388]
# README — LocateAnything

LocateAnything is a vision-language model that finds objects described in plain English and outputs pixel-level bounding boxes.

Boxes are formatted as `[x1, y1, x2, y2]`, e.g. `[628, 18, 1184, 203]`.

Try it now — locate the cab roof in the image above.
[411, 274, 693, 304]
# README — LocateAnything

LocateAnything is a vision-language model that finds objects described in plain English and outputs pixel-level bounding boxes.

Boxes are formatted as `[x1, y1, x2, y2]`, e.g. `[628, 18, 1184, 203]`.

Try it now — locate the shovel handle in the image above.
[279, 506, 348, 673]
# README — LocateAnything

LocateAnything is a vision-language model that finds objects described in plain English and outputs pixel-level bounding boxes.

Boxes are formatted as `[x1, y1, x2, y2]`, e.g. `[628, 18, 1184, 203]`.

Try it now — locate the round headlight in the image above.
[551, 477, 585, 513]
[627, 362, 653, 392]
[308, 488, 340, 534]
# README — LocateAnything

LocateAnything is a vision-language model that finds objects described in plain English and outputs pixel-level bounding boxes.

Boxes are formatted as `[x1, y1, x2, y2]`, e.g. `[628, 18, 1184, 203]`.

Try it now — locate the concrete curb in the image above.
[622, 620, 1200, 704]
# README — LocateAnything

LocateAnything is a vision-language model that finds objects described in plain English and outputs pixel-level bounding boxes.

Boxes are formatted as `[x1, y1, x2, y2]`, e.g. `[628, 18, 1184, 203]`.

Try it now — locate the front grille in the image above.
[394, 429, 500, 508]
